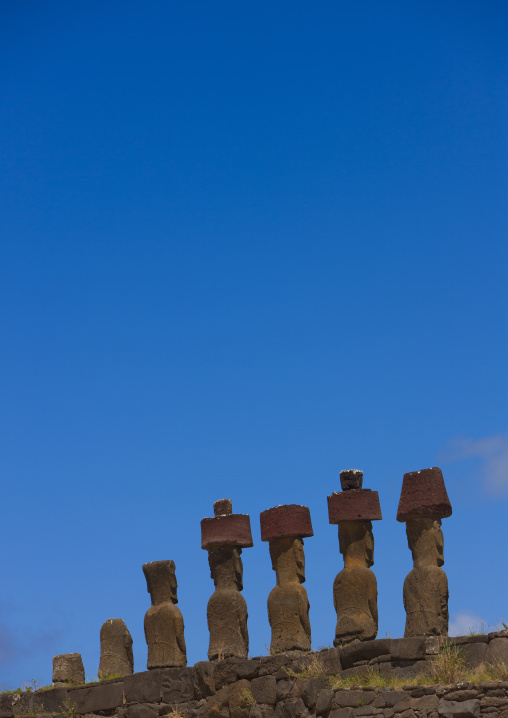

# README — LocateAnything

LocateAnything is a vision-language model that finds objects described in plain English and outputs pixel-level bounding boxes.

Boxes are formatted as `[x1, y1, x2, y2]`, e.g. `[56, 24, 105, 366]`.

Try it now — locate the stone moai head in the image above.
[260, 504, 313, 583]
[328, 470, 382, 568]
[201, 498, 253, 591]
[406, 517, 444, 567]
[142, 560, 178, 605]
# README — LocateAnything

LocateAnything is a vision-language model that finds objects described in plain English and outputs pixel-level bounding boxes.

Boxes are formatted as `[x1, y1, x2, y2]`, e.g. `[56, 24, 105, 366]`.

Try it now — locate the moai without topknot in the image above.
[98, 618, 134, 679]
[327, 470, 382, 646]
[201, 498, 253, 661]
[397, 467, 452, 637]
[52, 653, 85, 685]
[143, 560, 186, 668]
[260, 504, 313, 653]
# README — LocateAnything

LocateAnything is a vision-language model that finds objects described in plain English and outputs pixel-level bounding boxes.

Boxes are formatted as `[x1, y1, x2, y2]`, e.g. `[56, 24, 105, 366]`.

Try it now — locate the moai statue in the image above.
[327, 470, 382, 646]
[52, 653, 85, 685]
[201, 498, 253, 660]
[260, 504, 313, 653]
[98, 618, 134, 679]
[143, 560, 186, 668]
[397, 467, 452, 637]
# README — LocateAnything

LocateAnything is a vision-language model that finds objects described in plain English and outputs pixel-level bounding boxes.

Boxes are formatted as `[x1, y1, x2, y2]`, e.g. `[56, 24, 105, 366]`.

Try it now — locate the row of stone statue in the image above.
[82, 466, 452, 677]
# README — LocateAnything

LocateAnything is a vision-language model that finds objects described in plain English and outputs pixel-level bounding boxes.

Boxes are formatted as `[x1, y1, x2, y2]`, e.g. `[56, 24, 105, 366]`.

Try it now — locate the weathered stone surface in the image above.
[333, 520, 379, 645]
[161, 667, 195, 703]
[443, 692, 479, 702]
[202, 679, 253, 718]
[333, 691, 376, 707]
[68, 682, 124, 713]
[126, 703, 159, 718]
[487, 638, 508, 667]
[329, 709, 354, 718]
[258, 654, 295, 677]
[52, 652, 85, 685]
[143, 560, 186, 668]
[0, 693, 14, 718]
[297, 678, 329, 711]
[124, 669, 163, 704]
[316, 688, 334, 715]
[266, 536, 311, 653]
[411, 695, 439, 710]
[206, 545, 249, 660]
[403, 519, 448, 637]
[201, 514, 254, 550]
[193, 660, 215, 698]
[397, 468, 452, 521]
[461, 642, 489, 668]
[328, 490, 382, 523]
[99, 618, 134, 679]
[251, 676, 277, 705]
[341, 639, 391, 668]
[390, 638, 426, 661]
[437, 699, 480, 718]
[32, 686, 68, 714]
[260, 505, 314, 541]
[316, 646, 343, 673]
[276, 680, 293, 701]
[340, 470, 364, 491]
[451, 635, 489, 645]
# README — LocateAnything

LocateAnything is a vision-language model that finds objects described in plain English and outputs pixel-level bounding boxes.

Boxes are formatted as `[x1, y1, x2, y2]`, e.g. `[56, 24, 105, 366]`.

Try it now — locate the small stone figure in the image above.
[52, 653, 85, 685]
[260, 504, 313, 653]
[327, 470, 382, 645]
[201, 499, 253, 660]
[397, 467, 452, 637]
[98, 618, 134, 679]
[143, 560, 186, 668]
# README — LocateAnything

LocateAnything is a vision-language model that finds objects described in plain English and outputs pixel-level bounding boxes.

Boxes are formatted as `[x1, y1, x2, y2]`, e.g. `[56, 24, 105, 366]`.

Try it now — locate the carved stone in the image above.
[397, 467, 452, 638]
[260, 504, 313, 653]
[328, 470, 382, 646]
[201, 499, 253, 661]
[403, 518, 449, 636]
[98, 618, 134, 679]
[143, 560, 186, 669]
[52, 653, 85, 685]
[333, 520, 378, 645]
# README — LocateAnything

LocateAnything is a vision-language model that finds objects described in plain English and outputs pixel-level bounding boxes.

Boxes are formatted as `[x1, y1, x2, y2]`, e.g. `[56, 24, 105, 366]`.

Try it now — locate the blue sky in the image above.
[1, 0, 507, 689]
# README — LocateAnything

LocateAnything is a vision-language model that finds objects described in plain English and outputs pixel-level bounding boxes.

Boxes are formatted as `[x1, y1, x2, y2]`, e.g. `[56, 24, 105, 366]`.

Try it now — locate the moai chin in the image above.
[142, 560, 187, 668]
[260, 504, 313, 653]
[327, 470, 382, 646]
[201, 498, 253, 660]
[397, 467, 452, 637]
[98, 618, 134, 679]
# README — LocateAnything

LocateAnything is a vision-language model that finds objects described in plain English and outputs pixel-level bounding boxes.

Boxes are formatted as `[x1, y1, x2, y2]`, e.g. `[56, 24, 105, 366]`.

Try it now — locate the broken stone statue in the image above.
[98, 617, 134, 679]
[201, 498, 253, 660]
[327, 469, 382, 645]
[260, 504, 313, 653]
[397, 466, 452, 637]
[52, 653, 85, 685]
[143, 559, 186, 668]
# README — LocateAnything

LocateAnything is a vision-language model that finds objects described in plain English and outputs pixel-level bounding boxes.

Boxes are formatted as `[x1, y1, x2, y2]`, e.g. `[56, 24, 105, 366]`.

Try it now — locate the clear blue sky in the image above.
[1, 0, 507, 689]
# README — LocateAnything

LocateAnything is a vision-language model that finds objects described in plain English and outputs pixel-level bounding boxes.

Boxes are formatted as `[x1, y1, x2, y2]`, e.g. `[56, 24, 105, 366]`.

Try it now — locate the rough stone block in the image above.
[374, 692, 411, 709]
[276, 680, 293, 701]
[0, 694, 14, 718]
[340, 639, 391, 668]
[390, 638, 426, 661]
[161, 667, 195, 703]
[333, 691, 375, 708]
[260, 505, 313, 541]
[411, 695, 439, 710]
[460, 642, 489, 668]
[201, 514, 253, 549]
[443, 692, 479, 702]
[340, 470, 364, 490]
[251, 676, 277, 705]
[487, 637, 508, 666]
[52, 653, 85, 685]
[126, 703, 159, 718]
[450, 635, 488, 645]
[329, 709, 354, 718]
[316, 689, 334, 715]
[33, 687, 68, 714]
[124, 669, 163, 704]
[316, 647, 343, 673]
[437, 699, 480, 718]
[193, 661, 215, 699]
[68, 682, 124, 713]
[213, 658, 244, 690]
[258, 654, 295, 677]
[328, 490, 382, 523]
[397, 467, 452, 521]
[235, 658, 261, 680]
[298, 678, 329, 711]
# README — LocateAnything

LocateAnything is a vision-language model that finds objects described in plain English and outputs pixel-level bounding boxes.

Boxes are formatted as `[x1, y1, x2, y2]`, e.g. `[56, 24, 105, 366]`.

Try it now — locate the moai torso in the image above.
[403, 518, 449, 637]
[143, 560, 186, 668]
[333, 520, 378, 645]
[98, 618, 134, 679]
[207, 546, 249, 660]
[268, 536, 311, 653]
